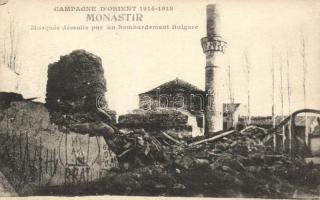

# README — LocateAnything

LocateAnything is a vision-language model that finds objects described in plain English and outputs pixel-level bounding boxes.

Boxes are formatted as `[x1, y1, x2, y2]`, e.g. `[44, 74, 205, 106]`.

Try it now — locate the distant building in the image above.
[138, 78, 240, 131]
[139, 78, 205, 112]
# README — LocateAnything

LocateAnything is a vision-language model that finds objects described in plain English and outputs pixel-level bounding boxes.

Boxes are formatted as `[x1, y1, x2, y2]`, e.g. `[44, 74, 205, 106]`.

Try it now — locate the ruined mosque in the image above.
[118, 5, 240, 137]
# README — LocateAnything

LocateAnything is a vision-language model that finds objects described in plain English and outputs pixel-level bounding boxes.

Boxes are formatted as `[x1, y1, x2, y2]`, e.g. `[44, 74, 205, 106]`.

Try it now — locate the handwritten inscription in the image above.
[65, 166, 90, 186]
[0, 130, 58, 188]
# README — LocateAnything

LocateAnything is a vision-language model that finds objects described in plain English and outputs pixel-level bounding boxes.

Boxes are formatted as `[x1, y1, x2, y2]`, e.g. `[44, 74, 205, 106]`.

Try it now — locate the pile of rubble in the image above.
[45, 125, 320, 198]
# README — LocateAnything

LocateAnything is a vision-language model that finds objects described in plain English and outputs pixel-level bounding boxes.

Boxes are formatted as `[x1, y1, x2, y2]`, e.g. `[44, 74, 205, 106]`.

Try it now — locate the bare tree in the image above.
[286, 51, 292, 116]
[271, 47, 276, 151]
[279, 55, 286, 149]
[301, 34, 308, 146]
[244, 49, 251, 126]
[286, 51, 292, 153]
[228, 64, 234, 104]
[279, 56, 284, 120]
[7, 20, 20, 75]
[1, 19, 20, 91]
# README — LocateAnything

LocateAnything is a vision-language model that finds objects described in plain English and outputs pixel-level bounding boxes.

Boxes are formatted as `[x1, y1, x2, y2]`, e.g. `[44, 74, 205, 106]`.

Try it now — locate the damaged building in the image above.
[118, 5, 234, 137]
[119, 78, 240, 137]
[118, 5, 239, 137]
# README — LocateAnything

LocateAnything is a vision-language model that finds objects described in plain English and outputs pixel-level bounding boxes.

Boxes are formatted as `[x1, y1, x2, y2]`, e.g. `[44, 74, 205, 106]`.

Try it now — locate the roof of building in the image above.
[139, 78, 205, 96]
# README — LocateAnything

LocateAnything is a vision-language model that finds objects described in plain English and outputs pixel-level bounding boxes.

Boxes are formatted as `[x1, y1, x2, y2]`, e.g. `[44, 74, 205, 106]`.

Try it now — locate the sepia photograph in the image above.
[0, 0, 320, 198]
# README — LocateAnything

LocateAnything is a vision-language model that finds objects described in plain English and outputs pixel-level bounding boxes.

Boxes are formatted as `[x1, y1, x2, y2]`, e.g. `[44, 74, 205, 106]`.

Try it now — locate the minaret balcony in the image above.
[201, 37, 227, 53]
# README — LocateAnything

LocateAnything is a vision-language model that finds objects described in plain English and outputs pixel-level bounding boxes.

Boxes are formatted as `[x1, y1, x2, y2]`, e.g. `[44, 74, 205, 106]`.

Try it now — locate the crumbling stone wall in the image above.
[0, 100, 117, 195]
[118, 109, 195, 136]
[46, 50, 107, 112]
[45, 50, 116, 136]
[118, 109, 187, 127]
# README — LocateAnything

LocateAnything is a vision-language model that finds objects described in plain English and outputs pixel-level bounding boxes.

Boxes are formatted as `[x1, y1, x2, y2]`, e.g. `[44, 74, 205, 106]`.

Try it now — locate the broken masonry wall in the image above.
[118, 109, 204, 137]
[46, 49, 105, 112]
[118, 109, 188, 128]
[46, 50, 116, 123]
[0, 101, 118, 195]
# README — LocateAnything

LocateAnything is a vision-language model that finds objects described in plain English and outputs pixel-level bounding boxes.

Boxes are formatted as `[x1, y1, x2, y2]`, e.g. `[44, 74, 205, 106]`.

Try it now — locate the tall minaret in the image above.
[201, 4, 227, 134]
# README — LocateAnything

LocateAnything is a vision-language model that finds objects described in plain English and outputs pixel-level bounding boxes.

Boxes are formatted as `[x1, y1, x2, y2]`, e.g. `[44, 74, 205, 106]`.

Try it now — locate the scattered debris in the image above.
[62, 125, 315, 198]
[160, 131, 183, 145]
[189, 129, 236, 146]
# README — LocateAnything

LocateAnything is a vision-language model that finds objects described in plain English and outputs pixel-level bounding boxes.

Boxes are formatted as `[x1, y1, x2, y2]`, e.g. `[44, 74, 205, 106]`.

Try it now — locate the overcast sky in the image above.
[0, 0, 319, 116]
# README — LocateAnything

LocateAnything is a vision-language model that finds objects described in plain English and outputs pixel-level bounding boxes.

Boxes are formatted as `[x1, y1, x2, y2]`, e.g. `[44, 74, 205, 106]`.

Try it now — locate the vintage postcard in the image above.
[0, 0, 320, 198]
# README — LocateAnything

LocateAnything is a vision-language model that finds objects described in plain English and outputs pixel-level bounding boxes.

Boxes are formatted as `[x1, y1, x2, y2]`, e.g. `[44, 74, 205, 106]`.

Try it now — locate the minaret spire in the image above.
[201, 4, 227, 134]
